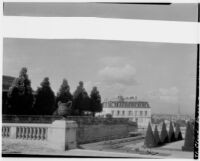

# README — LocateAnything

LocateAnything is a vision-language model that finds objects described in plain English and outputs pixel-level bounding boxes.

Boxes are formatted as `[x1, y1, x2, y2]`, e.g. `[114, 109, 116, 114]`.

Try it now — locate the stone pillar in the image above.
[65, 121, 78, 149]
[10, 126, 17, 139]
[48, 120, 78, 151]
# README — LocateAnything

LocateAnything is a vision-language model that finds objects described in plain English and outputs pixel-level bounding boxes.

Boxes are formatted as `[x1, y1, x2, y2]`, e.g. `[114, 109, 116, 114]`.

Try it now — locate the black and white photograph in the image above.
[2, 0, 199, 159]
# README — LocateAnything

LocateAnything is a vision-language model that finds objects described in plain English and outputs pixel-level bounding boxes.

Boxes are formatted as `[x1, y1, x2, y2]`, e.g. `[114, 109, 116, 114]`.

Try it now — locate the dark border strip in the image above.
[2, 154, 141, 158]
[194, 3, 199, 160]
[98, 2, 171, 5]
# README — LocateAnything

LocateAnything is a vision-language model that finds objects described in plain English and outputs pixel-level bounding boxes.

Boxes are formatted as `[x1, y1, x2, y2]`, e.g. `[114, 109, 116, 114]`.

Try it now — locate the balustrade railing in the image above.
[2, 126, 10, 138]
[2, 120, 78, 151]
[16, 126, 47, 140]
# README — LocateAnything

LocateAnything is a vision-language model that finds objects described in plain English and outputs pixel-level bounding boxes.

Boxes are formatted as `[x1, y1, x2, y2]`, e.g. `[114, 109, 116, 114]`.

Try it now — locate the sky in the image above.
[2, 2, 198, 115]
[3, 39, 197, 115]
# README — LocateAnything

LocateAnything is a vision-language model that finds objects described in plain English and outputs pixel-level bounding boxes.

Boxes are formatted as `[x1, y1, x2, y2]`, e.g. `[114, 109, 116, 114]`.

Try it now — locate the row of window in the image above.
[111, 110, 148, 116]
[105, 102, 149, 108]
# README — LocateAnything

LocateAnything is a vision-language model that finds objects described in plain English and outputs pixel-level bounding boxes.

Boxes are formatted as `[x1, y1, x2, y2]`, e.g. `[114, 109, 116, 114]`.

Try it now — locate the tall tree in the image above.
[34, 77, 55, 115]
[144, 122, 157, 148]
[7, 67, 34, 115]
[160, 121, 169, 144]
[154, 125, 161, 146]
[56, 79, 73, 104]
[90, 86, 102, 116]
[73, 81, 90, 115]
[168, 121, 176, 142]
[55, 79, 73, 116]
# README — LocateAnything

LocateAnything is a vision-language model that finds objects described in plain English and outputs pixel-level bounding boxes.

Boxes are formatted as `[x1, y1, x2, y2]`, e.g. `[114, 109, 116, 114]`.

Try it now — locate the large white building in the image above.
[101, 96, 151, 128]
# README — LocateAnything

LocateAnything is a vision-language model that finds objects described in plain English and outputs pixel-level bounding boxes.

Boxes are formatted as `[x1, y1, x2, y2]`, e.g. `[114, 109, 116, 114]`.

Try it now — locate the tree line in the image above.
[6, 67, 102, 116]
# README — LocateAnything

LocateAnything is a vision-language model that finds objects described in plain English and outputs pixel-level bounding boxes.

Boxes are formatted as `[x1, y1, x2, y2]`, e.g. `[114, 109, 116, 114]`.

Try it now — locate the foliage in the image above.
[56, 79, 73, 104]
[144, 122, 157, 148]
[34, 77, 56, 115]
[90, 86, 102, 116]
[106, 113, 112, 119]
[168, 121, 176, 142]
[154, 125, 161, 145]
[72, 81, 90, 115]
[160, 121, 169, 144]
[55, 79, 73, 116]
[182, 121, 194, 151]
[175, 123, 183, 141]
[7, 67, 34, 115]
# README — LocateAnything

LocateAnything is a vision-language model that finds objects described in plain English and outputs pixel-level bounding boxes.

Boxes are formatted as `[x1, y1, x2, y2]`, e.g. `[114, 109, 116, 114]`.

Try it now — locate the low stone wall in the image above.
[63, 116, 137, 144]
[2, 120, 78, 151]
[77, 124, 135, 144]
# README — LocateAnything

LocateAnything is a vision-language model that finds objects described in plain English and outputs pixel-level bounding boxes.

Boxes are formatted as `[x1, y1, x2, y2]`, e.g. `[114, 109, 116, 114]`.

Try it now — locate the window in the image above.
[112, 102, 115, 107]
[145, 111, 147, 116]
[135, 111, 137, 116]
[122, 111, 125, 116]
[117, 110, 120, 116]
[140, 111, 143, 116]
[111, 110, 114, 116]
[128, 111, 132, 116]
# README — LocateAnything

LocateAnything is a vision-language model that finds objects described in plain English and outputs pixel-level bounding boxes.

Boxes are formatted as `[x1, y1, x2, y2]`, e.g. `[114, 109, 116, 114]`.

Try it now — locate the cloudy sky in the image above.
[3, 2, 197, 115]
[3, 39, 196, 115]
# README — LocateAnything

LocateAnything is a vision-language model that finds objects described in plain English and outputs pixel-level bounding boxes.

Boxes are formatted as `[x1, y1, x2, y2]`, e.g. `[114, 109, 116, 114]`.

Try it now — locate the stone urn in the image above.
[55, 101, 72, 116]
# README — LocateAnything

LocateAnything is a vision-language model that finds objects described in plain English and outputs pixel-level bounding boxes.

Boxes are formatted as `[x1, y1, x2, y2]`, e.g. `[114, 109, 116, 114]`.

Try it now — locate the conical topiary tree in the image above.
[160, 121, 169, 144]
[175, 123, 183, 141]
[144, 122, 157, 148]
[168, 121, 176, 142]
[34, 77, 56, 115]
[154, 125, 161, 146]
[182, 122, 194, 151]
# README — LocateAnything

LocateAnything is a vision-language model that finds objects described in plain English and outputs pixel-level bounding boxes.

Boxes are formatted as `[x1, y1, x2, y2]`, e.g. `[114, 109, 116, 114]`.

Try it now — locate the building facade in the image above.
[101, 96, 151, 128]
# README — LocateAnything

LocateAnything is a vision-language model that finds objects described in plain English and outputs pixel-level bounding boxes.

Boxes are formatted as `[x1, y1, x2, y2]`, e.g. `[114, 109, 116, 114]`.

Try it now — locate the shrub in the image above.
[106, 113, 112, 119]
[175, 123, 183, 141]
[168, 121, 176, 142]
[160, 121, 169, 144]
[182, 121, 194, 151]
[144, 122, 157, 148]
[154, 125, 161, 146]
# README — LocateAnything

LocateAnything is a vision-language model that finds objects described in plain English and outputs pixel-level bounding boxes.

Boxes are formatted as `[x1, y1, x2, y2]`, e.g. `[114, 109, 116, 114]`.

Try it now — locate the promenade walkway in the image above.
[3, 138, 193, 158]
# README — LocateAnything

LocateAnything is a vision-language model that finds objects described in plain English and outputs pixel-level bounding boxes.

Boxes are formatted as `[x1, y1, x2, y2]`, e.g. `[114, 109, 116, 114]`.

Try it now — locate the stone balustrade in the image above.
[2, 120, 78, 151]
[15, 126, 48, 140]
[2, 126, 10, 138]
